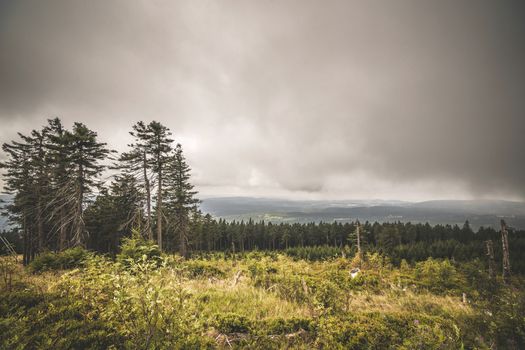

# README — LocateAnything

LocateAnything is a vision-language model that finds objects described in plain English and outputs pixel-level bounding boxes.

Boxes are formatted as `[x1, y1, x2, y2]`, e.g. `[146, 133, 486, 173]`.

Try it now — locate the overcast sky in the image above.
[1, 0, 524, 201]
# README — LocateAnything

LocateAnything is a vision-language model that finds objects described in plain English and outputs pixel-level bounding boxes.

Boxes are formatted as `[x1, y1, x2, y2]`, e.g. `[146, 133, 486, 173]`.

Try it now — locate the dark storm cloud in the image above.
[1, 0, 524, 200]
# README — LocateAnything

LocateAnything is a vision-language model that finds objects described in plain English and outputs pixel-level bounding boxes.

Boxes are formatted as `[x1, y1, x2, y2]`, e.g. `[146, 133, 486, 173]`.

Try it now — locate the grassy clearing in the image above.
[1, 247, 524, 349]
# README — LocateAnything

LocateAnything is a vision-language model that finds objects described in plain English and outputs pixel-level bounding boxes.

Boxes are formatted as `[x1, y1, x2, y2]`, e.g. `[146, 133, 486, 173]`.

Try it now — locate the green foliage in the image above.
[3, 250, 525, 349]
[247, 259, 279, 279]
[414, 258, 464, 293]
[262, 317, 314, 334]
[284, 245, 343, 261]
[55, 254, 212, 349]
[0, 285, 124, 350]
[312, 279, 343, 311]
[0, 257, 18, 291]
[29, 247, 91, 273]
[213, 313, 253, 333]
[489, 286, 525, 349]
[315, 313, 463, 349]
[116, 237, 162, 267]
[184, 259, 226, 278]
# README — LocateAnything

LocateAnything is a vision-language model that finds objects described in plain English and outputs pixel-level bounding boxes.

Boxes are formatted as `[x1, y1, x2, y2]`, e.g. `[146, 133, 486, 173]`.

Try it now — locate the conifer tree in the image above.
[118, 121, 173, 248]
[1, 134, 34, 264]
[146, 122, 173, 250]
[66, 123, 110, 247]
[165, 143, 199, 257]
[84, 175, 141, 253]
[118, 121, 153, 239]
[19, 130, 50, 254]
[44, 118, 72, 250]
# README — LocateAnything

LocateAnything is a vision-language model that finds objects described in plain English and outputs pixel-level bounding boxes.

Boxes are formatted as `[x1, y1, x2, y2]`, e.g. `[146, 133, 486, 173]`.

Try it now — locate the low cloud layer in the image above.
[1, 0, 524, 201]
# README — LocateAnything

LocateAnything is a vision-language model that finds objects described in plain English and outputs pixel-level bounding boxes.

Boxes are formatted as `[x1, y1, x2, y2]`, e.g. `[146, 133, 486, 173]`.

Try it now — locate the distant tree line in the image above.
[1, 119, 524, 274]
[181, 218, 525, 273]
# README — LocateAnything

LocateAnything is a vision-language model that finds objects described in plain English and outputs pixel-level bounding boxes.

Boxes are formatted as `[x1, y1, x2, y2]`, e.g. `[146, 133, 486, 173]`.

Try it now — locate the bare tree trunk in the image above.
[143, 151, 152, 240]
[22, 211, 29, 266]
[72, 164, 85, 247]
[59, 208, 67, 251]
[356, 221, 361, 257]
[501, 220, 511, 282]
[485, 240, 496, 279]
[157, 168, 162, 251]
[74, 189, 84, 247]
[37, 198, 44, 253]
[179, 215, 187, 258]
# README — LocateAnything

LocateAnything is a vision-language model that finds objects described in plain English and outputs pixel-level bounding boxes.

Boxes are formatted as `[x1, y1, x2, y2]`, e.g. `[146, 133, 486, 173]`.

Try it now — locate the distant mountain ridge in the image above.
[199, 197, 525, 230]
[2, 195, 524, 230]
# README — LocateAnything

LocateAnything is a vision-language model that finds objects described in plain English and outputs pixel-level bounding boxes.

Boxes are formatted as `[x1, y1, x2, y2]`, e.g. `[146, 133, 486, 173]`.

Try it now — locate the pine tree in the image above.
[1, 120, 79, 261]
[146, 122, 173, 251]
[118, 121, 173, 248]
[10, 130, 51, 254]
[111, 174, 143, 232]
[28, 129, 50, 253]
[202, 213, 215, 251]
[164, 143, 199, 258]
[348, 221, 361, 257]
[66, 123, 110, 247]
[1, 133, 35, 264]
[118, 121, 153, 239]
[44, 118, 72, 250]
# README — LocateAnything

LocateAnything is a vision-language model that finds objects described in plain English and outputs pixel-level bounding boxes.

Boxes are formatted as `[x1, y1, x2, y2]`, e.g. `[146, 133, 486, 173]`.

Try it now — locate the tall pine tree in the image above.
[66, 123, 110, 247]
[165, 143, 199, 257]
[1, 133, 35, 264]
[118, 121, 173, 248]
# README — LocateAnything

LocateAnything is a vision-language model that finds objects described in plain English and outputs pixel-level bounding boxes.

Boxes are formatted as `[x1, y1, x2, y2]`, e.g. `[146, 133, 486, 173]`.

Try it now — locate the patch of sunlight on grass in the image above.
[186, 278, 311, 320]
[346, 290, 474, 316]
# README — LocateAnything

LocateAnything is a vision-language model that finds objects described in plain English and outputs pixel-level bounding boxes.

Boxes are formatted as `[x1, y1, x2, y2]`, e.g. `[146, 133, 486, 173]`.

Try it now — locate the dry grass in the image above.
[346, 290, 473, 316]
[185, 277, 312, 320]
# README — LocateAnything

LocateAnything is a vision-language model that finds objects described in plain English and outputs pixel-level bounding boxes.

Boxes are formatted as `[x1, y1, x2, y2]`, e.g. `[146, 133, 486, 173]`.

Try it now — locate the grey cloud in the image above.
[1, 0, 524, 200]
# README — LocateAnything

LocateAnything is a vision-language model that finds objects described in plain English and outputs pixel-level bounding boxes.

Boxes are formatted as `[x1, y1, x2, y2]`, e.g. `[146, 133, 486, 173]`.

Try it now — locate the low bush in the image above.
[247, 260, 279, 280]
[116, 237, 162, 267]
[29, 247, 91, 273]
[263, 317, 315, 334]
[184, 260, 226, 278]
[213, 313, 253, 334]
[414, 258, 464, 293]
[315, 312, 463, 349]
[0, 285, 125, 350]
[284, 245, 343, 261]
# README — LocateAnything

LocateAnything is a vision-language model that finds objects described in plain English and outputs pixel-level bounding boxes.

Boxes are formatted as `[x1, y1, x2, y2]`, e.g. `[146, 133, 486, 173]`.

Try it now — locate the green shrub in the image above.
[0, 288, 125, 350]
[263, 317, 314, 334]
[247, 260, 278, 280]
[285, 245, 342, 261]
[0, 288, 45, 315]
[414, 258, 464, 293]
[184, 260, 226, 278]
[29, 247, 91, 273]
[312, 280, 343, 311]
[316, 313, 463, 349]
[347, 271, 381, 292]
[116, 237, 161, 267]
[214, 313, 253, 333]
